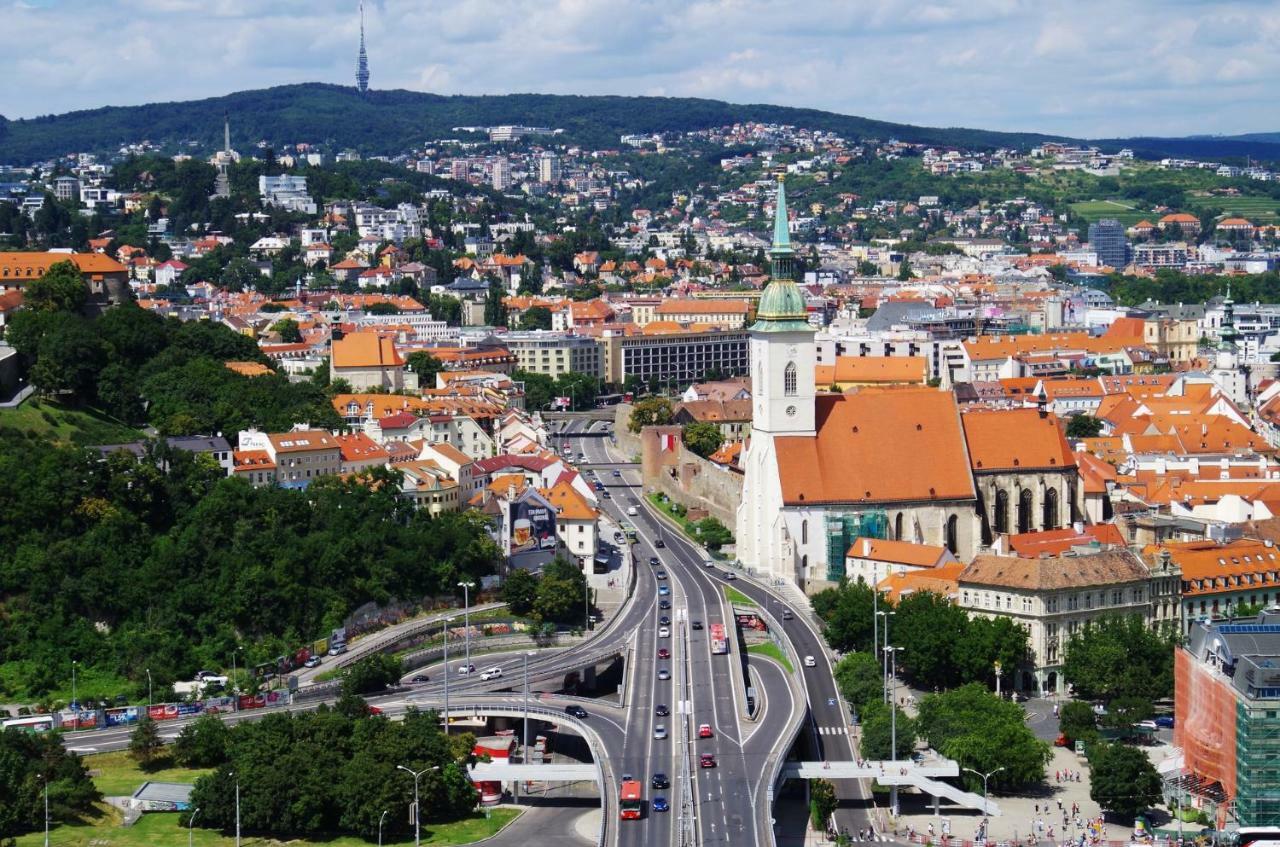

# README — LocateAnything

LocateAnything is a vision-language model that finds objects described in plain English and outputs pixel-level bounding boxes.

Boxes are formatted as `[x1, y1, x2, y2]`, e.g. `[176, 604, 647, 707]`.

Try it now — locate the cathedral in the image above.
[737, 178, 1081, 592]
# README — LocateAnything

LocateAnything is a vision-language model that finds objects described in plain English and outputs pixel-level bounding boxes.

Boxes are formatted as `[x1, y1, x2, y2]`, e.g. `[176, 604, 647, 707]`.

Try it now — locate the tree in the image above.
[25, 261, 88, 313]
[173, 713, 230, 768]
[513, 370, 555, 411]
[859, 701, 916, 761]
[1089, 742, 1162, 821]
[129, 716, 165, 768]
[916, 684, 1050, 789]
[834, 651, 883, 717]
[811, 579, 877, 654]
[897, 257, 913, 281]
[1063, 616, 1178, 703]
[810, 778, 837, 832]
[518, 306, 553, 331]
[221, 258, 262, 292]
[406, 351, 445, 388]
[270, 318, 302, 343]
[1058, 700, 1098, 746]
[502, 569, 538, 616]
[682, 421, 724, 458]
[342, 654, 402, 697]
[30, 314, 106, 402]
[1099, 696, 1154, 732]
[0, 730, 101, 836]
[556, 371, 599, 411]
[483, 280, 506, 327]
[1065, 415, 1104, 439]
[628, 397, 673, 433]
[533, 556, 588, 625]
[696, 517, 733, 550]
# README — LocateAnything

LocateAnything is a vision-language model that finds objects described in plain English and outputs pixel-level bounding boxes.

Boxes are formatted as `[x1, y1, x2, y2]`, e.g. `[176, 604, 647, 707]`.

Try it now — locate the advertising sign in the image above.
[104, 707, 141, 728]
[148, 703, 181, 721]
[509, 497, 557, 554]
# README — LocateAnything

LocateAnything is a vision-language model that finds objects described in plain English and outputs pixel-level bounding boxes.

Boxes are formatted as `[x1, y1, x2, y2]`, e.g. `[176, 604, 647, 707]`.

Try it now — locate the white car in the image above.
[456, 663, 477, 675]
[803, 655, 817, 668]
[653, 724, 668, 740]
[627, 506, 639, 516]
[480, 667, 504, 681]
[658, 627, 670, 638]
[657, 668, 671, 680]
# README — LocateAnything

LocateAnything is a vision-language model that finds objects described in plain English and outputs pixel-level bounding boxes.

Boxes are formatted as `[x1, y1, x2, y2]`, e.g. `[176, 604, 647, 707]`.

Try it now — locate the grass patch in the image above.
[0, 398, 143, 447]
[1186, 194, 1280, 220]
[15, 807, 521, 846]
[723, 586, 756, 608]
[646, 492, 699, 537]
[1069, 199, 1155, 226]
[748, 642, 794, 673]
[82, 750, 213, 797]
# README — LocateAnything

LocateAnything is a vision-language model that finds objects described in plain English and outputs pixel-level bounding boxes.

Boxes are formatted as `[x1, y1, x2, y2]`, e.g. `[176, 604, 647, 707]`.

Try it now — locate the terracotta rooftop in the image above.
[961, 408, 1076, 472]
[960, 549, 1149, 591]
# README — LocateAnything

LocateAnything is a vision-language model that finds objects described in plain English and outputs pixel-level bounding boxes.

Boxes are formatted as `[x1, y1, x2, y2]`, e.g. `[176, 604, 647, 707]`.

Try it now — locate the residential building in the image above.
[232, 450, 278, 487]
[237, 429, 341, 487]
[537, 152, 561, 184]
[492, 158, 512, 191]
[0, 251, 130, 312]
[543, 479, 600, 565]
[1148, 539, 1280, 631]
[653, 298, 752, 329]
[673, 399, 753, 441]
[335, 432, 390, 474]
[397, 461, 461, 514]
[330, 332, 409, 391]
[845, 537, 958, 585]
[502, 331, 603, 379]
[258, 175, 316, 214]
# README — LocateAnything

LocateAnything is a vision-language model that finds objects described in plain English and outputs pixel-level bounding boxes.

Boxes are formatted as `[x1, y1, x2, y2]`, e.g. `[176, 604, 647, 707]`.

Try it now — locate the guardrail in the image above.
[323, 602, 508, 672]
[752, 598, 810, 847]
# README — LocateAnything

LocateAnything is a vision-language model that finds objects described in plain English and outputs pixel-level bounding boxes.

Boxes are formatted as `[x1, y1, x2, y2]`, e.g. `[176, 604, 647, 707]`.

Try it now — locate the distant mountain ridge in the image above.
[0, 82, 1277, 165]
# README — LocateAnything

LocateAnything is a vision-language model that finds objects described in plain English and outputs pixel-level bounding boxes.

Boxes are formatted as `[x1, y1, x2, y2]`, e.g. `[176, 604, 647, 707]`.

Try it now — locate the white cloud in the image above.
[1, 0, 1278, 137]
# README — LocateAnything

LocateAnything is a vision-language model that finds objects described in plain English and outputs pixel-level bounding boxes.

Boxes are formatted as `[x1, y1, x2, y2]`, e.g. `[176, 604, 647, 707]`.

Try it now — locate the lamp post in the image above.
[884, 645, 903, 817]
[523, 651, 536, 762]
[71, 659, 78, 710]
[994, 660, 1003, 699]
[397, 764, 439, 847]
[378, 809, 388, 847]
[962, 766, 1004, 825]
[442, 616, 454, 735]
[38, 772, 48, 847]
[584, 580, 591, 630]
[231, 771, 240, 847]
[877, 610, 894, 702]
[457, 581, 475, 673]
[146, 668, 152, 708]
[231, 646, 243, 695]
[188, 807, 200, 847]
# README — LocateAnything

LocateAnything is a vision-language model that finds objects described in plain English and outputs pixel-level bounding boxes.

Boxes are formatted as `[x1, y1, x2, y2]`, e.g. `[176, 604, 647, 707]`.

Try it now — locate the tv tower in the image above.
[355, 0, 370, 93]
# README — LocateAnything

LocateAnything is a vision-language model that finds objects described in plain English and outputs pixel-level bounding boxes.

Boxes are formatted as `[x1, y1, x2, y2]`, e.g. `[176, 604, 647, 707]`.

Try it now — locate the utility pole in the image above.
[397, 765, 438, 847]
[442, 617, 454, 735]
[71, 659, 77, 710]
[378, 809, 388, 847]
[39, 772, 48, 847]
[457, 581, 474, 672]
[188, 807, 200, 847]
[962, 766, 1004, 827]
[523, 651, 536, 762]
[233, 773, 241, 847]
[885, 645, 903, 818]
[146, 668, 152, 708]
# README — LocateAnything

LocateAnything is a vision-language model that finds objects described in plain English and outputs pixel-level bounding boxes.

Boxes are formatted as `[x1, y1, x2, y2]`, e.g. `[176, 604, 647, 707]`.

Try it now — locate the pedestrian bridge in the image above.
[469, 762, 598, 782]
[781, 759, 1000, 816]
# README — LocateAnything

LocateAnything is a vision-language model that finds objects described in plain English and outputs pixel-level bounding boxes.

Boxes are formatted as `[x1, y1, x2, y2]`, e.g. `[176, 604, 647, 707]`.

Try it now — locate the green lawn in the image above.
[747, 642, 794, 674]
[1068, 200, 1155, 225]
[15, 807, 520, 847]
[83, 751, 213, 797]
[0, 398, 142, 446]
[723, 586, 756, 608]
[1186, 195, 1280, 220]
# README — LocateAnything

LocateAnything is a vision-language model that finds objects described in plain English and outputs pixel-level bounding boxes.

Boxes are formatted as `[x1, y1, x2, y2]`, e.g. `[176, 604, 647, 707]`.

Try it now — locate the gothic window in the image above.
[784, 361, 797, 396]
[801, 520, 808, 545]
[945, 514, 959, 554]
[994, 490, 1009, 534]
[1043, 488, 1059, 530]
[1018, 488, 1033, 534]
[895, 512, 904, 541]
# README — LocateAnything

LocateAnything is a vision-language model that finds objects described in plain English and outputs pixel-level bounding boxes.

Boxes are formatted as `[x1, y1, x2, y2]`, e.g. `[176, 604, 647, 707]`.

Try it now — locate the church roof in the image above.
[773, 388, 975, 506]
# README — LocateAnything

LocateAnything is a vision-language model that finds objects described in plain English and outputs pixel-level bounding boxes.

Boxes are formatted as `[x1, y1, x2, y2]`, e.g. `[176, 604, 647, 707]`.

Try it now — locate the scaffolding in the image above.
[1234, 700, 1280, 826]
[825, 511, 889, 582]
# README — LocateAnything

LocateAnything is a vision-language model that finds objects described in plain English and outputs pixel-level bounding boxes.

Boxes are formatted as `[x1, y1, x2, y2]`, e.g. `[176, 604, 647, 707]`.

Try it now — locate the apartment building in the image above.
[601, 327, 749, 385]
[237, 429, 341, 487]
[502, 331, 603, 378]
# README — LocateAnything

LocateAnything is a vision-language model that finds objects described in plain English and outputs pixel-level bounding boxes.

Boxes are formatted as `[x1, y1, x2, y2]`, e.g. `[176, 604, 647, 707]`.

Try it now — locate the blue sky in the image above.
[6, 0, 1280, 138]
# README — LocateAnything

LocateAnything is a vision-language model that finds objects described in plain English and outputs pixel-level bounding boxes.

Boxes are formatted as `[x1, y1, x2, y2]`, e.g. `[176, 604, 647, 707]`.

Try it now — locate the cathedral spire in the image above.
[751, 174, 810, 332]
[355, 1, 370, 94]
[770, 174, 793, 258]
[1220, 282, 1240, 349]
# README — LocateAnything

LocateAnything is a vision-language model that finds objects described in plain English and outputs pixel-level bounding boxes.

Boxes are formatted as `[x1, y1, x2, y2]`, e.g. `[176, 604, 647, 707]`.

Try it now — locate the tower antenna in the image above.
[355, 1, 370, 93]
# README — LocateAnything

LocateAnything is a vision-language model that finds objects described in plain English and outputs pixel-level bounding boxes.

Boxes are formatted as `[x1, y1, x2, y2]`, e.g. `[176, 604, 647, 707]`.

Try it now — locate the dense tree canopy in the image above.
[0, 729, 101, 839]
[1063, 616, 1178, 702]
[1089, 742, 1162, 821]
[682, 421, 724, 458]
[916, 684, 1051, 790]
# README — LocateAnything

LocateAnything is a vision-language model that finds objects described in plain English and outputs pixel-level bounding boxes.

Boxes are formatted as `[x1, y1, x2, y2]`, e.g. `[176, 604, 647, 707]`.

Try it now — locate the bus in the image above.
[709, 623, 729, 655]
[619, 780, 643, 820]
[3, 715, 56, 733]
[621, 523, 638, 543]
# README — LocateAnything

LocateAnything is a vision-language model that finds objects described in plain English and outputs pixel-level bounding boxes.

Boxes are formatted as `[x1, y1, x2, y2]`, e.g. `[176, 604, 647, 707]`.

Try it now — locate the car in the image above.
[653, 724, 667, 740]
[602, 490, 612, 499]
[367, 705, 384, 716]
[1137, 719, 1159, 731]
[328, 644, 347, 656]
[803, 655, 817, 668]
[562, 442, 571, 451]
[658, 585, 669, 596]
[691, 620, 703, 630]
[657, 648, 670, 659]
[651, 773, 669, 789]
[457, 663, 477, 675]
[411, 674, 430, 684]
[698, 723, 713, 738]
[781, 609, 793, 620]
[480, 667, 504, 681]
[612, 470, 622, 477]
[621, 773, 634, 782]
[579, 454, 587, 463]
[659, 615, 671, 626]
[658, 627, 670, 638]
[657, 668, 671, 680]
[594, 481, 605, 491]
[703, 559, 715, 568]
[723, 571, 737, 580]
[653, 796, 669, 813]
[627, 506, 639, 516]
[656, 571, 667, 580]
[304, 656, 322, 668]
[658, 599, 671, 609]
[699, 753, 716, 768]
[655, 538, 665, 548]
[649, 556, 660, 566]
[655, 704, 669, 716]
[1155, 715, 1175, 729]
[564, 705, 589, 718]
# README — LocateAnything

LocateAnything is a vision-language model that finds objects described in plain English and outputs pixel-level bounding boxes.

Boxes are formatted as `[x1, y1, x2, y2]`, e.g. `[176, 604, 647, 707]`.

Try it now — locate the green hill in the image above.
[2, 83, 1278, 165]
[0, 83, 1069, 163]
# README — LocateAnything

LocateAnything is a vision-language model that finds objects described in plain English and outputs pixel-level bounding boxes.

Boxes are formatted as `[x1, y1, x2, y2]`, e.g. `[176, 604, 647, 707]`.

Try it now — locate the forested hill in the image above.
[0, 83, 1067, 163]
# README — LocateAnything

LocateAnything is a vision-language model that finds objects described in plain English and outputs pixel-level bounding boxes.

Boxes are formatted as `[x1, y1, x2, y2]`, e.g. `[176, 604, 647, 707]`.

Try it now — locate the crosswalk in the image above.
[817, 725, 846, 736]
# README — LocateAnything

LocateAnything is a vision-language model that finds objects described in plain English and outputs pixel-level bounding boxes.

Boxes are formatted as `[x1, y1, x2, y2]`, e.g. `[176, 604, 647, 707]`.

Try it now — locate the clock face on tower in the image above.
[786, 406, 797, 417]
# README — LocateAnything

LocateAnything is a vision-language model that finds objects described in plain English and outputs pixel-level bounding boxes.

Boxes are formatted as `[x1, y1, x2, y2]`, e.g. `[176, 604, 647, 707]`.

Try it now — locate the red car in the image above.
[657, 648, 671, 660]
[367, 705, 384, 716]
[699, 753, 716, 768]
[698, 724, 713, 739]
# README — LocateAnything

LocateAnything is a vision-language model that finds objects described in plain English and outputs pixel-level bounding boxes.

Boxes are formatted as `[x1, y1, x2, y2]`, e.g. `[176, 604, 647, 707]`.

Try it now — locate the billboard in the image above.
[509, 497, 557, 555]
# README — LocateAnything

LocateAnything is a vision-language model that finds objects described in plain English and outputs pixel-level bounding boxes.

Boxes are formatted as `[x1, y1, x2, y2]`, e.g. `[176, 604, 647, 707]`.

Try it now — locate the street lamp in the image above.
[231, 646, 243, 695]
[523, 651, 536, 762]
[146, 668, 152, 709]
[962, 766, 1005, 824]
[884, 645, 903, 817]
[188, 807, 200, 847]
[457, 581, 475, 673]
[378, 809, 388, 847]
[229, 770, 241, 847]
[876, 610, 894, 702]
[397, 764, 439, 847]
[70, 659, 78, 711]
[442, 616, 454, 735]
[38, 772, 48, 847]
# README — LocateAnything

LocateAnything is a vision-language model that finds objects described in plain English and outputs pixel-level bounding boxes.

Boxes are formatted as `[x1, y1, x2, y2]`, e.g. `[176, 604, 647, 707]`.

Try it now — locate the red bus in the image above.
[709, 622, 729, 655]
[619, 780, 643, 820]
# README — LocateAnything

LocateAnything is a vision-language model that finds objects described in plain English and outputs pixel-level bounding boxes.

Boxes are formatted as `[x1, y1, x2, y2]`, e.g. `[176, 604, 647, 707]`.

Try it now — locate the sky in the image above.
[6, 0, 1280, 138]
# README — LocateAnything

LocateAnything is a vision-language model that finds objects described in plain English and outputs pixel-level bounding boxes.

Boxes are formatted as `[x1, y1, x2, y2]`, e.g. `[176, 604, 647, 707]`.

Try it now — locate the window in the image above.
[784, 361, 797, 396]
[801, 520, 808, 545]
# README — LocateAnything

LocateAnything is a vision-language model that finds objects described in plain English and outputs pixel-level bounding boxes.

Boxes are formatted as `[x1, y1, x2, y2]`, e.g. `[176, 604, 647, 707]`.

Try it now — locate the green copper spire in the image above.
[1220, 282, 1240, 349]
[770, 175, 793, 258]
[751, 175, 811, 333]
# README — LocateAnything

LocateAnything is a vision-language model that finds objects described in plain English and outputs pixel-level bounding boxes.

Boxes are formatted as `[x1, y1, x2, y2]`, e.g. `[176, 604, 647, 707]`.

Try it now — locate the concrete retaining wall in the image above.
[639, 424, 742, 531]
